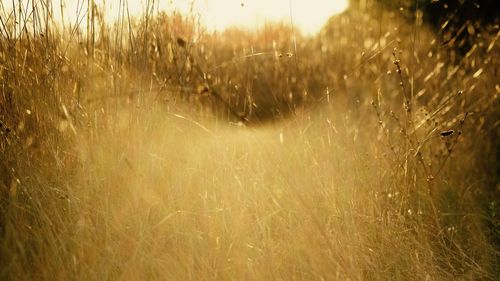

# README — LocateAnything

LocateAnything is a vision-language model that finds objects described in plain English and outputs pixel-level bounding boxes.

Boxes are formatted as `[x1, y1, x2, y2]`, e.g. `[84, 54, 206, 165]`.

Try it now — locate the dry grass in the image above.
[0, 1, 498, 280]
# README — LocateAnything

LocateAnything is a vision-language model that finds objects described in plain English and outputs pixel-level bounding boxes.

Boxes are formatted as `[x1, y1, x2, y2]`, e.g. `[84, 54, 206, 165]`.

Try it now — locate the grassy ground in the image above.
[0, 1, 498, 280]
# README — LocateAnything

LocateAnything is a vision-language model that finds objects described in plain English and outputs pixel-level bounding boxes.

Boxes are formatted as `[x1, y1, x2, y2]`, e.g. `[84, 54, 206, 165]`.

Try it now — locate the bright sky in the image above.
[1, 0, 349, 35]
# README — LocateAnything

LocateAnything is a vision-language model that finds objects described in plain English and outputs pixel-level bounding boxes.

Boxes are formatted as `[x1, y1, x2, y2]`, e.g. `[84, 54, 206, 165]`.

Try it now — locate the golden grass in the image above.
[0, 1, 498, 280]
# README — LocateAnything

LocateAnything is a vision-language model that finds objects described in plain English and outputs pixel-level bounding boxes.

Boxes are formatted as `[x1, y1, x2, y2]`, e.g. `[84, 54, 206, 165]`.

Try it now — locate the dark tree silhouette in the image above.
[350, 0, 500, 53]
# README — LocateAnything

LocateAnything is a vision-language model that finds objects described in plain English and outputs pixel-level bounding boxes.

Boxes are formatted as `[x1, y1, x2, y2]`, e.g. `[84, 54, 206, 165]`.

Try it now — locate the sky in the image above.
[1, 0, 349, 35]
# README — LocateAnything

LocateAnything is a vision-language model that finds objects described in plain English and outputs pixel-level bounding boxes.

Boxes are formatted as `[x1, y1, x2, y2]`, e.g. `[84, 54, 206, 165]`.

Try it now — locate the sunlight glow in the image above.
[2, 0, 349, 35]
[191, 0, 350, 34]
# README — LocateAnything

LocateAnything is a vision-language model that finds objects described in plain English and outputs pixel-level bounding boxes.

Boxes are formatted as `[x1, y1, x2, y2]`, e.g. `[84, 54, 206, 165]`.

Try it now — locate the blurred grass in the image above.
[0, 0, 498, 280]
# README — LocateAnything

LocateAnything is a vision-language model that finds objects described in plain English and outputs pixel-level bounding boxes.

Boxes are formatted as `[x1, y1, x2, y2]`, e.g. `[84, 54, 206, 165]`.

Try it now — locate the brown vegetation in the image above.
[0, 1, 498, 280]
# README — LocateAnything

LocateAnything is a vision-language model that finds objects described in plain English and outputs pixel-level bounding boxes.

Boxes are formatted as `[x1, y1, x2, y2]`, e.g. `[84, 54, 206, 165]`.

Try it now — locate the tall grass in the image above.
[0, 1, 498, 280]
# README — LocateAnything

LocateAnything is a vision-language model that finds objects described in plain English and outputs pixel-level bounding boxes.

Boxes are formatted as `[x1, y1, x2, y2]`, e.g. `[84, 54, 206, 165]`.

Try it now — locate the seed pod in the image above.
[176, 37, 186, 48]
[440, 130, 454, 137]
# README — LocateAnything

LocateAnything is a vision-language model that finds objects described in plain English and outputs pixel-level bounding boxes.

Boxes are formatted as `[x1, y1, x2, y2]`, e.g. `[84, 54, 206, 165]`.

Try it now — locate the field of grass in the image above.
[0, 1, 498, 280]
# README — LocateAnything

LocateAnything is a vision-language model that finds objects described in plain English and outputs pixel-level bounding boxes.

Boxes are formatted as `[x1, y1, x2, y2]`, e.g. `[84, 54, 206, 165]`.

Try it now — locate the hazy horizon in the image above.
[0, 0, 349, 35]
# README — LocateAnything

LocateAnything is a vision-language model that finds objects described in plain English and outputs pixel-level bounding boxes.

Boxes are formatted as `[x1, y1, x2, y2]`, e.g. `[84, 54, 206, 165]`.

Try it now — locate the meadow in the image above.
[0, 1, 498, 280]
